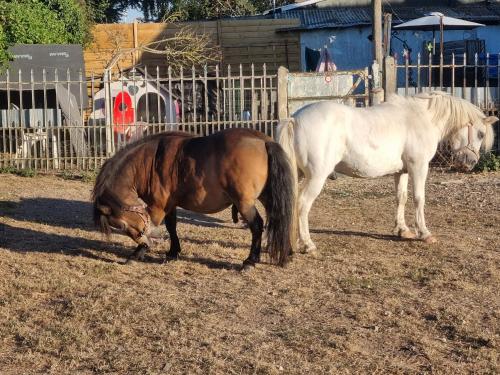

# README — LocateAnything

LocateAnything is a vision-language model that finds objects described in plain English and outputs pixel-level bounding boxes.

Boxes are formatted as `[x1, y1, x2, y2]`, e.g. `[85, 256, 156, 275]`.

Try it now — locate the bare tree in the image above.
[105, 12, 220, 72]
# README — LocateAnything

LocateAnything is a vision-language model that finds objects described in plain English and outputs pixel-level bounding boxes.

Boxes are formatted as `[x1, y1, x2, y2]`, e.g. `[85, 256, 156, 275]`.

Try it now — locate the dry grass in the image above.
[0, 172, 499, 374]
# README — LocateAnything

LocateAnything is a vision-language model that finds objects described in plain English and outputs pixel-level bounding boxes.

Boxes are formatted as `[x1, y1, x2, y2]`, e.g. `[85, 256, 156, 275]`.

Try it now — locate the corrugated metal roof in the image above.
[264, 4, 500, 31]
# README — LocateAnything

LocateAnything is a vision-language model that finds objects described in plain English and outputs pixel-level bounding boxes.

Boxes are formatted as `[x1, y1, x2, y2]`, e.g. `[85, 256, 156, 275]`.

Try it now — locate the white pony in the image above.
[277, 91, 496, 253]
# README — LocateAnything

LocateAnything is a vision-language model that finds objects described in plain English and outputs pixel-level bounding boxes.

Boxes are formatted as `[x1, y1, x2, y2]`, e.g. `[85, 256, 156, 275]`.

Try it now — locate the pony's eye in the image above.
[478, 131, 485, 140]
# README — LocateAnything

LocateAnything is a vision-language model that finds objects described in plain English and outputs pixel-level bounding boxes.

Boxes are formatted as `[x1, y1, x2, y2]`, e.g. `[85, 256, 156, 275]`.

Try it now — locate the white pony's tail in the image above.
[276, 118, 298, 185]
[276, 118, 299, 251]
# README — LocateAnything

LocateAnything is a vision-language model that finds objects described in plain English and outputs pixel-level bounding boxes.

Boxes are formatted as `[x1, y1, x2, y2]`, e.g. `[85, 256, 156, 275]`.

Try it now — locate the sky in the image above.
[122, 7, 144, 23]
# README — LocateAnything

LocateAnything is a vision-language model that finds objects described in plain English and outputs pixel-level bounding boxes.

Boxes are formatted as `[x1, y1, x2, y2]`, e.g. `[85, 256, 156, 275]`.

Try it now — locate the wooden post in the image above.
[277, 66, 289, 120]
[372, 0, 383, 67]
[383, 13, 392, 57]
[383, 56, 397, 100]
[371, 60, 384, 104]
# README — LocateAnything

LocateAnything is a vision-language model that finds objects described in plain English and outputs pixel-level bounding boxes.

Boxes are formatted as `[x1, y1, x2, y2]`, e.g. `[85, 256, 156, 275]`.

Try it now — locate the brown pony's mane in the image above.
[92, 131, 193, 230]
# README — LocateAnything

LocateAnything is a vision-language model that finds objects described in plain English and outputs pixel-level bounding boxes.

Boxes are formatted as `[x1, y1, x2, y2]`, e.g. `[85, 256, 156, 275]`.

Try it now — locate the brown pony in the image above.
[92, 128, 296, 269]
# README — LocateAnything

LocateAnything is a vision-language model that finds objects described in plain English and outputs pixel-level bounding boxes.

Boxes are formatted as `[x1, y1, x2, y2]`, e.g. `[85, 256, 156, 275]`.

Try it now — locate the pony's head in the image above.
[450, 115, 497, 170]
[93, 195, 152, 247]
[418, 91, 497, 170]
[92, 153, 153, 247]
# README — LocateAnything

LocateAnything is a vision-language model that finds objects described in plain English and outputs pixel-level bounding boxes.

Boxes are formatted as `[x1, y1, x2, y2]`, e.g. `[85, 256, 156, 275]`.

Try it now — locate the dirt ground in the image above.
[0, 171, 498, 374]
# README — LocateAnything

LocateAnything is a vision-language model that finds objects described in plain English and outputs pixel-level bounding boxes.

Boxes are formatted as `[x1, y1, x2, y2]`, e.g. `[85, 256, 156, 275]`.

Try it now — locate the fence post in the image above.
[383, 56, 397, 100]
[277, 66, 289, 120]
[104, 69, 114, 156]
[370, 60, 384, 105]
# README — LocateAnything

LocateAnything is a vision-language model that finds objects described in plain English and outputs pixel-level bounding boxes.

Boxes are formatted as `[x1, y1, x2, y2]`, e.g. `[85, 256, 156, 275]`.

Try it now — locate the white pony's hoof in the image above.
[307, 248, 320, 258]
[398, 229, 416, 239]
[423, 235, 437, 244]
[299, 242, 318, 257]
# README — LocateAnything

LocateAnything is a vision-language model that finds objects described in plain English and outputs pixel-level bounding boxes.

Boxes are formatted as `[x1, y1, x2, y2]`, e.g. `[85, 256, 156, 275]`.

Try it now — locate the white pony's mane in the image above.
[387, 91, 495, 150]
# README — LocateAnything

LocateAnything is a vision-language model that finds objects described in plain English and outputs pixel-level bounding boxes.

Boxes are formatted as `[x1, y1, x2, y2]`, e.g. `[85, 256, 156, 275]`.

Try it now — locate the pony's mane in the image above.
[387, 91, 494, 150]
[92, 131, 193, 227]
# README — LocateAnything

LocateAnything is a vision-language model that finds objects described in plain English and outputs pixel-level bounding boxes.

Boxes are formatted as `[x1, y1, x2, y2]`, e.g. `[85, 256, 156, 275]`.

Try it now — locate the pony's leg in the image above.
[393, 173, 415, 239]
[164, 209, 182, 261]
[298, 175, 328, 254]
[231, 204, 239, 223]
[410, 164, 437, 244]
[237, 202, 264, 270]
[126, 243, 149, 263]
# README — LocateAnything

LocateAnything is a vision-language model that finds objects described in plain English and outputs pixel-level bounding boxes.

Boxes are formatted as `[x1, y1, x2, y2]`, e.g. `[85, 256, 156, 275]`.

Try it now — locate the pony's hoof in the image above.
[240, 261, 255, 272]
[164, 253, 179, 263]
[423, 235, 437, 244]
[301, 244, 319, 257]
[298, 240, 317, 255]
[307, 249, 320, 258]
[125, 255, 143, 264]
[399, 229, 416, 239]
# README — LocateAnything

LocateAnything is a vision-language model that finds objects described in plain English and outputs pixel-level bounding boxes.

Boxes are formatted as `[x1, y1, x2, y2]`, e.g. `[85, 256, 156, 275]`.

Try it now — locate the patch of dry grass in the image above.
[0, 172, 499, 374]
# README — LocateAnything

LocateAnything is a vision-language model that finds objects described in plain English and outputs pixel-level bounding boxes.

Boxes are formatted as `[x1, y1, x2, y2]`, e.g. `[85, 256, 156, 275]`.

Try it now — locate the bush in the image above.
[0, 25, 10, 72]
[2, 1, 69, 44]
[0, 0, 92, 68]
[0, 166, 37, 177]
[475, 152, 500, 172]
[45, 0, 92, 45]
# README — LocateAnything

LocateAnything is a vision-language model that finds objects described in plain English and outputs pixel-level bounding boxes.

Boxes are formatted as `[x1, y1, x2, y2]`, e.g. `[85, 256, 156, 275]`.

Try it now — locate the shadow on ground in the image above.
[0, 198, 232, 230]
[0, 222, 245, 269]
[310, 228, 402, 241]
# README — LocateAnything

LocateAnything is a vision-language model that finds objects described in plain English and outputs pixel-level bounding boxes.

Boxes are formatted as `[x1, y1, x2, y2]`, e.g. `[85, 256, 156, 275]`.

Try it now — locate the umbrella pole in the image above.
[439, 15, 444, 88]
[433, 30, 436, 55]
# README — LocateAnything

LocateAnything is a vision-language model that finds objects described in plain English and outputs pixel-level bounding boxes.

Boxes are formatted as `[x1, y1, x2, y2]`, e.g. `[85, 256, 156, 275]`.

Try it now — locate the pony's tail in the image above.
[276, 118, 298, 187]
[262, 141, 297, 266]
[275, 118, 299, 255]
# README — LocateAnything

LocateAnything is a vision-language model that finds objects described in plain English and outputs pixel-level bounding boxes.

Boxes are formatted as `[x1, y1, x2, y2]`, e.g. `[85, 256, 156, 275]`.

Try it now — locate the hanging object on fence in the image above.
[316, 47, 337, 83]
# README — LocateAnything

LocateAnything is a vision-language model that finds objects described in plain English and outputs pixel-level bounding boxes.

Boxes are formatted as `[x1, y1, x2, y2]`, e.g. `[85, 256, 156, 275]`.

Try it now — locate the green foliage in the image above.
[0, 166, 17, 174]
[475, 152, 500, 172]
[58, 170, 97, 182]
[16, 168, 37, 177]
[2, 1, 69, 44]
[0, 25, 10, 72]
[86, 0, 128, 23]
[45, 0, 92, 45]
[0, 166, 37, 177]
[0, 0, 93, 69]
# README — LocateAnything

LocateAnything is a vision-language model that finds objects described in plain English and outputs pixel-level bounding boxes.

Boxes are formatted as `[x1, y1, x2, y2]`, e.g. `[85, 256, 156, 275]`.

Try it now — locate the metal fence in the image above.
[395, 52, 500, 168]
[3, 58, 497, 172]
[0, 64, 279, 171]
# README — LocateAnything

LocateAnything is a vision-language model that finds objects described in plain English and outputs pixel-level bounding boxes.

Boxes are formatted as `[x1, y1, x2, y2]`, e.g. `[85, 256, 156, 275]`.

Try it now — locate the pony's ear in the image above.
[484, 116, 499, 125]
[97, 204, 112, 215]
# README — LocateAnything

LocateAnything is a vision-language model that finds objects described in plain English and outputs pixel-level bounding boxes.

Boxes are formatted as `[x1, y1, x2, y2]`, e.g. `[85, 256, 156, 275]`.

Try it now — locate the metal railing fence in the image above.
[0, 64, 279, 171]
[395, 52, 500, 168]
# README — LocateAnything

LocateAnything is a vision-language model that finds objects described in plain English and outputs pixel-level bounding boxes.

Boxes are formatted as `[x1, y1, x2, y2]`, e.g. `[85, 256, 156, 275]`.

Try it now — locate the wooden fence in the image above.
[84, 19, 301, 77]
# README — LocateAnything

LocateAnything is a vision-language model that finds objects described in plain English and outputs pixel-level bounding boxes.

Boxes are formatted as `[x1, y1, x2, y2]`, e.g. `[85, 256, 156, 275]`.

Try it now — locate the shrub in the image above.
[475, 152, 500, 172]
[0, 0, 92, 68]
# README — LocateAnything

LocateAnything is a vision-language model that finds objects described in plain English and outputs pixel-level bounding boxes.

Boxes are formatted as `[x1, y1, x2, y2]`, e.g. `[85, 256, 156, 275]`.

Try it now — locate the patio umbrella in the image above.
[393, 12, 485, 57]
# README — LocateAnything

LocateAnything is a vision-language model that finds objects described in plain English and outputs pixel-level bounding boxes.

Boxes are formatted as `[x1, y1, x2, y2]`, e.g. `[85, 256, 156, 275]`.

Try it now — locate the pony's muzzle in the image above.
[455, 150, 478, 171]
[135, 233, 152, 247]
